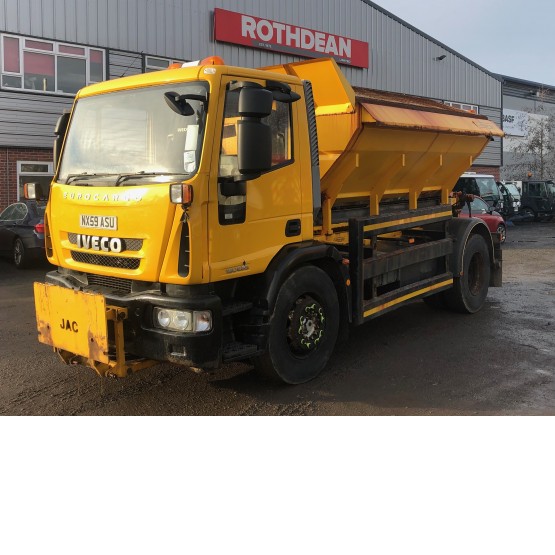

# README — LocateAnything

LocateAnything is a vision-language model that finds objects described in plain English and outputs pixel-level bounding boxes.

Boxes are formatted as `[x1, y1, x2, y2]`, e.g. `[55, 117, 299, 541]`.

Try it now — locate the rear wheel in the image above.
[13, 237, 28, 269]
[253, 266, 339, 384]
[445, 233, 490, 313]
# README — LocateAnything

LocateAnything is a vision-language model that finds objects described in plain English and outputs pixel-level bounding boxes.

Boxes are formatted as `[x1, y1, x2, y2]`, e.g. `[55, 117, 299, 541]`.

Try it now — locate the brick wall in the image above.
[472, 165, 500, 180]
[0, 147, 53, 210]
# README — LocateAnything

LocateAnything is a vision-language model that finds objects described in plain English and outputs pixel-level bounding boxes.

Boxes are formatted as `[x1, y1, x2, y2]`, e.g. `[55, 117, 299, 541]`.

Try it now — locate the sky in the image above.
[373, 0, 555, 85]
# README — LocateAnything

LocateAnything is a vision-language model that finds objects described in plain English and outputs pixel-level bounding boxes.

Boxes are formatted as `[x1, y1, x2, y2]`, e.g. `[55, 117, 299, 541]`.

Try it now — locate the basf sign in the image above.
[214, 8, 369, 69]
[502, 109, 527, 137]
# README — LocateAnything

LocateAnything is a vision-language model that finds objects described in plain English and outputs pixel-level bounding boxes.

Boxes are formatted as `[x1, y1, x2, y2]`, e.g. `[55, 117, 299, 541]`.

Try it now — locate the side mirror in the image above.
[164, 90, 209, 116]
[54, 112, 70, 169]
[266, 80, 301, 103]
[238, 86, 273, 118]
[164, 91, 195, 116]
[24, 182, 50, 201]
[236, 86, 273, 177]
[237, 120, 272, 176]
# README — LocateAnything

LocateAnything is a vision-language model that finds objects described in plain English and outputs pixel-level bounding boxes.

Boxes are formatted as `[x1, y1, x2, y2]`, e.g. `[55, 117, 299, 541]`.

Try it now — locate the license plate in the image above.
[80, 214, 118, 230]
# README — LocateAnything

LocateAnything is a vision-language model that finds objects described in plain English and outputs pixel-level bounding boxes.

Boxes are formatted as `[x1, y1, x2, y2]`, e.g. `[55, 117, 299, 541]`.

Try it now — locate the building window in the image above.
[444, 100, 479, 114]
[17, 161, 54, 200]
[145, 56, 188, 72]
[1, 34, 105, 95]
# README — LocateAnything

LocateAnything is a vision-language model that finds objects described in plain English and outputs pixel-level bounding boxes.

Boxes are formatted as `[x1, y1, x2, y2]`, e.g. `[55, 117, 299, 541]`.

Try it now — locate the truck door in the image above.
[208, 77, 303, 282]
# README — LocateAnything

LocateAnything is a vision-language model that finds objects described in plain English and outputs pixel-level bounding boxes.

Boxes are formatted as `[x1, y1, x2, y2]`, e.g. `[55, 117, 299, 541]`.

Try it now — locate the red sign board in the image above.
[214, 8, 369, 69]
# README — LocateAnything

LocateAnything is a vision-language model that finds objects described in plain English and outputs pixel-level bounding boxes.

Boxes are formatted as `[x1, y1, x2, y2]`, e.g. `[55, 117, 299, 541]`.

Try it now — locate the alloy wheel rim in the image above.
[14, 241, 22, 265]
[287, 295, 326, 355]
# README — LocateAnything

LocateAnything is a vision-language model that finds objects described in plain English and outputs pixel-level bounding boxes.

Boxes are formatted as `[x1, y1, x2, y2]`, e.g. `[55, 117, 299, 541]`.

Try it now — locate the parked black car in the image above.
[0, 200, 46, 268]
[520, 180, 554, 221]
[497, 181, 521, 220]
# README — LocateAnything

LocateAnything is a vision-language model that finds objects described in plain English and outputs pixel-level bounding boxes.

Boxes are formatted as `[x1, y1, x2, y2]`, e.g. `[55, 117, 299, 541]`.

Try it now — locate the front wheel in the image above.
[445, 233, 490, 314]
[13, 237, 28, 269]
[253, 266, 339, 384]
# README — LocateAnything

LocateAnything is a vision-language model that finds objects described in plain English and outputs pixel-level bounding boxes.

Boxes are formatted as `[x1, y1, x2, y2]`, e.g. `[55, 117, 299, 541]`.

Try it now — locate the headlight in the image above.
[156, 309, 173, 328]
[153, 307, 212, 332]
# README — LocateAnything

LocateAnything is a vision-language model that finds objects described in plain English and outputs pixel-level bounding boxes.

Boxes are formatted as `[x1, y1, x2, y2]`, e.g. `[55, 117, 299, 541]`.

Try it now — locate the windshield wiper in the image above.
[65, 172, 115, 184]
[114, 171, 188, 186]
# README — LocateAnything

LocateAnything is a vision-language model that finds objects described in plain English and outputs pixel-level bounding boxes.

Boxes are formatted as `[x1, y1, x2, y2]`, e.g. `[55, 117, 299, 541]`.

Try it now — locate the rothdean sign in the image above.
[214, 8, 369, 69]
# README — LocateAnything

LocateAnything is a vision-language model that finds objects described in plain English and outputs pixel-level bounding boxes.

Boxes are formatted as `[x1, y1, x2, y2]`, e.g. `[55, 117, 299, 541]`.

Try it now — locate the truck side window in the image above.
[265, 101, 292, 166]
[217, 87, 293, 225]
[218, 89, 292, 179]
[529, 183, 538, 195]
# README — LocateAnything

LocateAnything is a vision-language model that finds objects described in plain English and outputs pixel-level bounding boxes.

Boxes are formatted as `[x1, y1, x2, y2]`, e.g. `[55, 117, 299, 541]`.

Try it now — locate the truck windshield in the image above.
[58, 81, 209, 185]
[504, 183, 520, 198]
[476, 177, 500, 200]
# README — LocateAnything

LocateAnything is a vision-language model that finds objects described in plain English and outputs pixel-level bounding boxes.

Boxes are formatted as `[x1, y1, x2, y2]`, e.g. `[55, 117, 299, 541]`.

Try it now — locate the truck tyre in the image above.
[445, 233, 490, 314]
[254, 266, 339, 384]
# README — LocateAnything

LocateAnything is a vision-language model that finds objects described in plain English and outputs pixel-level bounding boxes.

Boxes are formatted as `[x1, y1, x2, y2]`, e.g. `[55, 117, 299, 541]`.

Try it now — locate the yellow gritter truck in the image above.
[33, 56, 504, 384]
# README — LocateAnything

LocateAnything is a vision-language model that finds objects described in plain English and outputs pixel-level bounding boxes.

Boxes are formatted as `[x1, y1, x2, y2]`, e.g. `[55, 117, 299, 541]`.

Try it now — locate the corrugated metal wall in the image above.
[477, 106, 502, 166]
[0, 90, 71, 147]
[0, 0, 501, 164]
[109, 51, 143, 80]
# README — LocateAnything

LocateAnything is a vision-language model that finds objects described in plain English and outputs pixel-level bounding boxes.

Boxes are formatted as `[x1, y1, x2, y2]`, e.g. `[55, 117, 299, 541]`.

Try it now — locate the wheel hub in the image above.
[287, 296, 326, 354]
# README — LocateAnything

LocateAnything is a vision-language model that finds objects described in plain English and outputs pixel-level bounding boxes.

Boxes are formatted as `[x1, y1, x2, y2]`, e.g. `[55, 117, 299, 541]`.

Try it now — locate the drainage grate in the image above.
[86, 274, 133, 295]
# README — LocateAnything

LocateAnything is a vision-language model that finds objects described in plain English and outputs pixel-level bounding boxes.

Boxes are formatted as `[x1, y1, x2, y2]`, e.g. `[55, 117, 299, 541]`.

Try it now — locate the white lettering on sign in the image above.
[242, 16, 256, 39]
[240, 14, 352, 58]
[215, 8, 369, 68]
[326, 36, 338, 56]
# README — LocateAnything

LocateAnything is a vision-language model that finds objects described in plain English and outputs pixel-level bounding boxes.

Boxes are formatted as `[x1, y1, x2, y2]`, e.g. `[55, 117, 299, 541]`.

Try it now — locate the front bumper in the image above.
[43, 270, 223, 372]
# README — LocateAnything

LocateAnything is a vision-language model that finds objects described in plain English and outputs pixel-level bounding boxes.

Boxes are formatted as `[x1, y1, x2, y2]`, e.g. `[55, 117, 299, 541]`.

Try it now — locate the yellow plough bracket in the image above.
[34, 283, 156, 378]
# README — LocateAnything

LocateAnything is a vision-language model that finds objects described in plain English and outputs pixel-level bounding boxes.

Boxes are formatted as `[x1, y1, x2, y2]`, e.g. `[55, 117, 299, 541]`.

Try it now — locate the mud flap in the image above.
[490, 233, 502, 287]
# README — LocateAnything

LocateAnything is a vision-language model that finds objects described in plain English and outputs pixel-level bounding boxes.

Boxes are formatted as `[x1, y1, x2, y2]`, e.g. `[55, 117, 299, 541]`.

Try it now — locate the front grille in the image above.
[68, 233, 143, 251]
[86, 274, 133, 295]
[71, 251, 140, 270]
